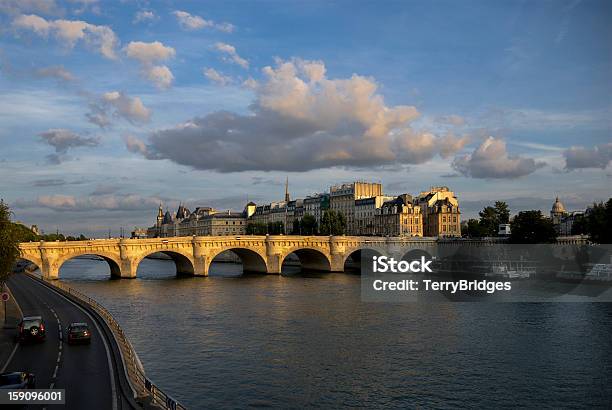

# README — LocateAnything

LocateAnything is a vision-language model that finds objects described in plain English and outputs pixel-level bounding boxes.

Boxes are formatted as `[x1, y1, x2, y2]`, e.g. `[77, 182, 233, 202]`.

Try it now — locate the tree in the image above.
[478, 201, 510, 236]
[301, 214, 317, 235]
[267, 221, 284, 235]
[463, 218, 488, 238]
[0, 200, 20, 288]
[320, 210, 346, 235]
[585, 199, 612, 244]
[246, 222, 267, 235]
[510, 210, 556, 244]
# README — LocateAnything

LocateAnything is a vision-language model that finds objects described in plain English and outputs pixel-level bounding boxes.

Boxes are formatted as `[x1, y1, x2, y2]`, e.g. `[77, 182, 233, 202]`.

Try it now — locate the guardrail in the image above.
[32, 273, 186, 410]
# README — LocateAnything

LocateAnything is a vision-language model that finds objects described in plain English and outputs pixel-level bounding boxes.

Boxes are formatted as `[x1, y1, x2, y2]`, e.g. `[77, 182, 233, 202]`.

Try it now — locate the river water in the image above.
[54, 257, 611, 409]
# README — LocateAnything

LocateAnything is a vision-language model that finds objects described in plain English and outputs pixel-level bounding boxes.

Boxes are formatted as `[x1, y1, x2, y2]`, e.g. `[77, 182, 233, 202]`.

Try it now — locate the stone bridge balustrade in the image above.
[17, 235, 440, 280]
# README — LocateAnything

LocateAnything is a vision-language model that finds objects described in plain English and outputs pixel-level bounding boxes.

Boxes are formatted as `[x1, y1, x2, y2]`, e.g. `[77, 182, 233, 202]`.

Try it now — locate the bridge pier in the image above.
[119, 258, 138, 279]
[193, 256, 209, 276]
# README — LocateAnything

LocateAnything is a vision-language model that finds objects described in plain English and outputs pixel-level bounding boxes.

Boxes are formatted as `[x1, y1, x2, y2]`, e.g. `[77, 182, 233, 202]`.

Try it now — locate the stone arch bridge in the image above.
[18, 235, 441, 280]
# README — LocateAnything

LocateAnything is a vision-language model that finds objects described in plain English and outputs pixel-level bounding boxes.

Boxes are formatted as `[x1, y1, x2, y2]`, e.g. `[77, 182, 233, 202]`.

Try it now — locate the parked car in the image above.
[17, 316, 46, 343]
[66, 322, 91, 345]
[0, 372, 36, 389]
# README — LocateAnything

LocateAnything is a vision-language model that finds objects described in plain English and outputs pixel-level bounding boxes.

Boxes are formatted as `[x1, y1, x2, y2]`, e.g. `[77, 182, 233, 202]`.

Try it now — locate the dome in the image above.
[551, 197, 566, 214]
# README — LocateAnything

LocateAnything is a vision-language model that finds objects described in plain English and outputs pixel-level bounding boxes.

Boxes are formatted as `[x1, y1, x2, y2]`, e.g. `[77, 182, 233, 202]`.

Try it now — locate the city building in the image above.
[147, 203, 250, 237]
[303, 193, 329, 227]
[550, 197, 568, 226]
[146, 181, 462, 238]
[414, 187, 461, 237]
[330, 182, 383, 233]
[375, 195, 423, 236]
[354, 195, 395, 235]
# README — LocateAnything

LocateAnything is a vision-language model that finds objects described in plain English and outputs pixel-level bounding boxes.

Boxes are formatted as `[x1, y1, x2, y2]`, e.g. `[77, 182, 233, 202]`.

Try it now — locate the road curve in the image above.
[5, 273, 136, 410]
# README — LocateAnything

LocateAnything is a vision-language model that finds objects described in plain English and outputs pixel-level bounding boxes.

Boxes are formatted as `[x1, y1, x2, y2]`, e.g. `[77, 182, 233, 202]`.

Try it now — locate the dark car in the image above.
[0, 372, 36, 389]
[66, 322, 91, 345]
[17, 316, 46, 343]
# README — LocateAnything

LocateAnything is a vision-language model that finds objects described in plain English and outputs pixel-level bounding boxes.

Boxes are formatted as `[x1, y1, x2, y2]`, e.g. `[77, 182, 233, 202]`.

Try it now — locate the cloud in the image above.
[127, 58, 468, 172]
[124, 41, 175, 89]
[452, 136, 545, 178]
[124, 41, 175, 63]
[133, 10, 157, 24]
[35, 65, 76, 82]
[39, 128, 99, 153]
[437, 114, 465, 126]
[144, 65, 174, 89]
[12, 14, 118, 59]
[203, 67, 232, 86]
[90, 184, 119, 196]
[101, 91, 151, 123]
[172, 10, 234, 32]
[563, 143, 612, 170]
[32, 178, 66, 187]
[16, 193, 166, 212]
[214, 42, 248, 68]
[85, 91, 151, 127]
[0, 0, 61, 16]
[122, 135, 148, 155]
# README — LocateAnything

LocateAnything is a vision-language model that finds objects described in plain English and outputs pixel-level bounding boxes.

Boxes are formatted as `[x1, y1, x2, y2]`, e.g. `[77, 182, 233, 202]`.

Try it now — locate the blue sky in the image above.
[0, 0, 610, 236]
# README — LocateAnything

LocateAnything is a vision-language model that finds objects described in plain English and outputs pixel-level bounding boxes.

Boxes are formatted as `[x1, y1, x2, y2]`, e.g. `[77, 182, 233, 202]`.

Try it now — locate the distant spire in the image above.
[285, 176, 290, 202]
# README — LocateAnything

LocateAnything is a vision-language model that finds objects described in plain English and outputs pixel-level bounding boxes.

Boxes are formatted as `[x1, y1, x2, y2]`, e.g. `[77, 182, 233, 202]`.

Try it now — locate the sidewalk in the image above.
[0, 282, 22, 372]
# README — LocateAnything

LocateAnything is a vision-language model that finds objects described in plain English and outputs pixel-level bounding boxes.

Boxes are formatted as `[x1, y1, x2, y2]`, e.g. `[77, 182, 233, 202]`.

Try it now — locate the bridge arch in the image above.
[56, 251, 123, 279]
[281, 247, 332, 273]
[208, 247, 268, 275]
[342, 247, 385, 274]
[134, 250, 195, 277]
[16, 256, 42, 272]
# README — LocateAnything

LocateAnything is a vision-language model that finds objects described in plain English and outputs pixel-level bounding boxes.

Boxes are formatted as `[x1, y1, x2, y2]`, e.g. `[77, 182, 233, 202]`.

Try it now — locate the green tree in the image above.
[246, 222, 267, 235]
[586, 199, 612, 244]
[11, 222, 38, 242]
[510, 210, 557, 244]
[0, 200, 20, 287]
[320, 210, 346, 235]
[463, 218, 488, 238]
[478, 201, 510, 236]
[266, 221, 284, 235]
[301, 214, 317, 235]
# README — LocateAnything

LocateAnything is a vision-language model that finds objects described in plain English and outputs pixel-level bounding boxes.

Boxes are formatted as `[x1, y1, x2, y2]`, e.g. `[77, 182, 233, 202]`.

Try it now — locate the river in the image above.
[52, 257, 611, 408]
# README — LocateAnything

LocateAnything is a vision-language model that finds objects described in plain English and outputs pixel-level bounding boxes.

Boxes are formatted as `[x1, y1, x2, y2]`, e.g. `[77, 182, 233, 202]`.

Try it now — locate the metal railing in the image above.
[31, 273, 186, 410]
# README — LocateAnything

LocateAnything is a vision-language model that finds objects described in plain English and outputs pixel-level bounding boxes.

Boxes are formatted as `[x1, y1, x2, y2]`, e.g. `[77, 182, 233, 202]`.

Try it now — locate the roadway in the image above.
[4, 273, 133, 409]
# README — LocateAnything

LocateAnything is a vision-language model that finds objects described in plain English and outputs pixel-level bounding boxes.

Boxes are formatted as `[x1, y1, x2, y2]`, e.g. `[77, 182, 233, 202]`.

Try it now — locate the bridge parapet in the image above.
[18, 235, 442, 279]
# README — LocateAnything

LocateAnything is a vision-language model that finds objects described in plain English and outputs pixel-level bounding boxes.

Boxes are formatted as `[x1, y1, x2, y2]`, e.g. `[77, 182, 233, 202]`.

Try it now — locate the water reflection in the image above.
[57, 258, 612, 408]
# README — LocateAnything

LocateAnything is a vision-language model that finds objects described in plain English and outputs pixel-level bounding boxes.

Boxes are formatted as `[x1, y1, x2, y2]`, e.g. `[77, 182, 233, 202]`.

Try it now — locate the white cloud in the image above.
[124, 41, 176, 89]
[124, 41, 175, 64]
[86, 91, 151, 127]
[172, 10, 234, 32]
[133, 10, 157, 24]
[564, 143, 612, 170]
[203, 67, 232, 86]
[214, 42, 248, 69]
[145, 65, 174, 89]
[12, 14, 118, 59]
[127, 58, 469, 172]
[102, 91, 151, 123]
[452, 136, 545, 178]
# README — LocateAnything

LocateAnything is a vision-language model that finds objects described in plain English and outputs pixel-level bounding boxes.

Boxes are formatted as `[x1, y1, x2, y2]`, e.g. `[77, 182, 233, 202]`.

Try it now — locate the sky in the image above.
[0, 0, 610, 237]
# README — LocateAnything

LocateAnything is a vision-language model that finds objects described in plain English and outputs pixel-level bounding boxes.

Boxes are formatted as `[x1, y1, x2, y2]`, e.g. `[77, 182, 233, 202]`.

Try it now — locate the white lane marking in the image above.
[35, 280, 118, 410]
[0, 284, 23, 372]
[0, 344, 19, 373]
[52, 365, 58, 378]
